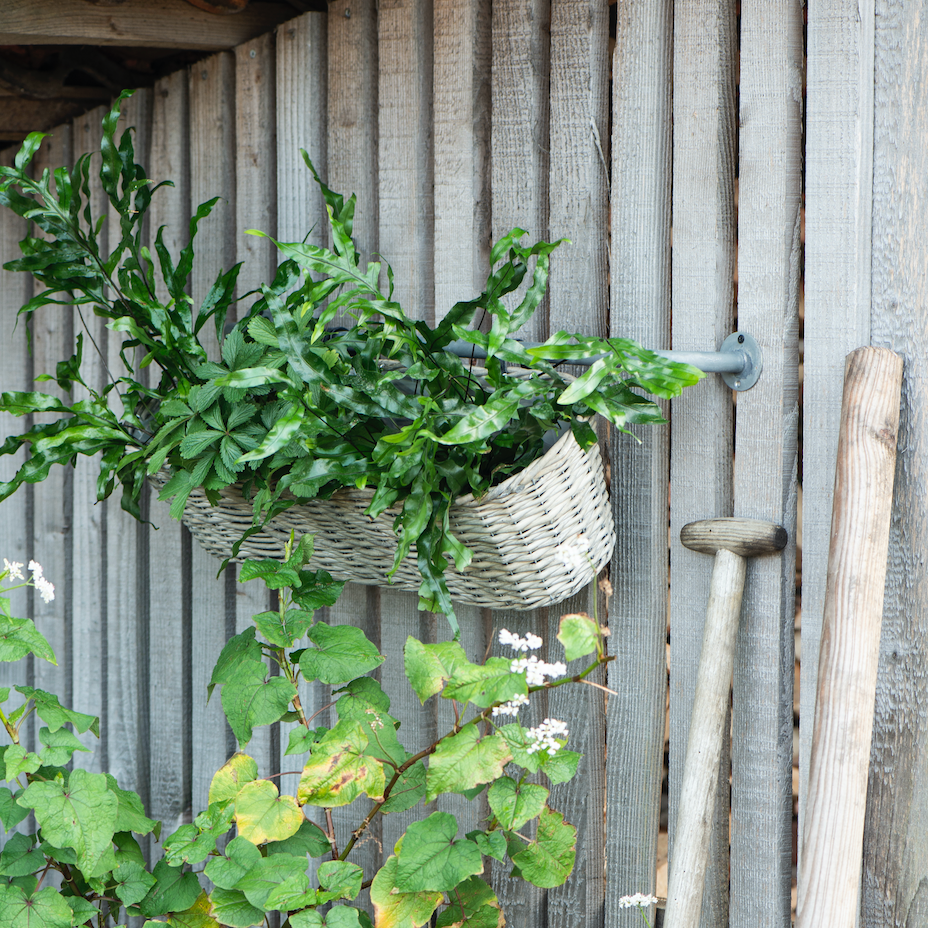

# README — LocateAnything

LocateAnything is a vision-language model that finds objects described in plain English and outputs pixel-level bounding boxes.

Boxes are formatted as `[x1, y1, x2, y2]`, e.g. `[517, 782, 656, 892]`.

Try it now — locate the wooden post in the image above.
[797, 347, 902, 928]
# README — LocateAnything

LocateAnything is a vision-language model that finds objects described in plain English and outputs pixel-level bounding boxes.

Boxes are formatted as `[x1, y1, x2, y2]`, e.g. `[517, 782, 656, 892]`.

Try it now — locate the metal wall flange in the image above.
[720, 332, 762, 391]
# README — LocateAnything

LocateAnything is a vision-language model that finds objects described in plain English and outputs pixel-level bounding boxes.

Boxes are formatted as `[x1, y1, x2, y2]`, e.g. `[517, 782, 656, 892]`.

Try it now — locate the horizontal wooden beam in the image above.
[0, 0, 297, 49]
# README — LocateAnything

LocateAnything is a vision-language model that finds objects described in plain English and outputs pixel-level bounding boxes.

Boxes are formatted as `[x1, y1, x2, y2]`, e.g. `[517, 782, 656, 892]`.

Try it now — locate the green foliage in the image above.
[0, 93, 701, 634]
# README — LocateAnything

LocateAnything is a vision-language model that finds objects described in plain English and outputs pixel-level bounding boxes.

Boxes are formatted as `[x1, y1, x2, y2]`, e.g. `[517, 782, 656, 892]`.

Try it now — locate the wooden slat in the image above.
[667, 3, 737, 926]
[274, 9, 328, 801]
[69, 105, 110, 777]
[861, 2, 928, 921]
[0, 148, 31, 713]
[730, 3, 803, 927]
[0, 0, 295, 49]
[102, 91, 153, 803]
[30, 125, 74, 749]
[489, 4, 550, 925]
[801, 0, 875, 854]
[606, 1, 673, 924]
[432, 0, 492, 853]
[546, 2, 609, 926]
[146, 68, 193, 839]
[233, 31, 277, 780]
[188, 50, 238, 815]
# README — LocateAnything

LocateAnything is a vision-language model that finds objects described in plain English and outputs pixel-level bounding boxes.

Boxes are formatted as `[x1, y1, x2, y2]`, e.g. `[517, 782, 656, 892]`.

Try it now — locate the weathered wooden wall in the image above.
[0, 3, 859, 927]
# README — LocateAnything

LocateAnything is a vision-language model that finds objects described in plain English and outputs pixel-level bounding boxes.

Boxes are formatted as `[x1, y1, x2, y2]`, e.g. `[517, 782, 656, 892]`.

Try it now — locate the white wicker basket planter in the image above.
[148, 428, 614, 610]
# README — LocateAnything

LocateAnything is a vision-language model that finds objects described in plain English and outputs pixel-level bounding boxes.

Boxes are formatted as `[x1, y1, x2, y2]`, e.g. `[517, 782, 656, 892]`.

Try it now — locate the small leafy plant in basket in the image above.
[0, 91, 702, 632]
[0, 538, 614, 927]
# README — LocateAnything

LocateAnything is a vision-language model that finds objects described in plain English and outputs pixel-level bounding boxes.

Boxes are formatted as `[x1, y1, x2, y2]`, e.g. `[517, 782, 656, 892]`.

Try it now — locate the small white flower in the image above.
[510, 656, 567, 687]
[492, 693, 530, 717]
[618, 894, 658, 910]
[498, 629, 543, 652]
[525, 718, 569, 755]
[28, 560, 44, 580]
[35, 577, 55, 604]
[2, 559, 24, 581]
[554, 533, 592, 574]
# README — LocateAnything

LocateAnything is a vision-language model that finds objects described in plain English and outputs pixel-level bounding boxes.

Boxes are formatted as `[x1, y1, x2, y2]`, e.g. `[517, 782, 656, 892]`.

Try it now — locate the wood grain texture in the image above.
[433, 0, 491, 315]
[146, 68, 192, 839]
[668, 3, 737, 926]
[797, 348, 902, 928]
[665, 549, 747, 928]
[680, 519, 788, 558]
[29, 125, 74, 748]
[234, 31, 277, 779]
[862, 5, 928, 922]
[0, 0, 296, 49]
[801, 0, 875, 849]
[276, 12, 328, 259]
[606, 3, 672, 924]
[327, 0, 378, 263]
[546, 3, 609, 926]
[730, 4, 803, 926]
[491, 0, 550, 329]
[188, 52, 238, 815]
[104, 90, 153, 802]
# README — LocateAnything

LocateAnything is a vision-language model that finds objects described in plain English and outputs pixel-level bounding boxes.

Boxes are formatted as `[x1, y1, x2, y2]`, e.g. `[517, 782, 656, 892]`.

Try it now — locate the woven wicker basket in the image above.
[148, 428, 614, 610]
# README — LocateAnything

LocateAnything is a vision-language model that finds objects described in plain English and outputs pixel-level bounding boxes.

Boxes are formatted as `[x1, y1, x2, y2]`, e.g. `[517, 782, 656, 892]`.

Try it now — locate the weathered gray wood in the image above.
[431, 0, 493, 853]
[274, 9, 328, 801]
[433, 0, 490, 316]
[668, 3, 737, 926]
[862, 5, 928, 922]
[797, 348, 902, 928]
[488, 4, 550, 924]
[0, 0, 295, 49]
[801, 0, 875, 851]
[188, 51, 238, 815]
[234, 32, 277, 780]
[146, 68, 192, 839]
[606, 3, 672, 923]
[29, 125, 74, 746]
[103, 90, 153, 801]
[730, 4, 802, 927]
[327, 0, 378, 262]
[0, 147, 31, 711]
[546, 2, 609, 926]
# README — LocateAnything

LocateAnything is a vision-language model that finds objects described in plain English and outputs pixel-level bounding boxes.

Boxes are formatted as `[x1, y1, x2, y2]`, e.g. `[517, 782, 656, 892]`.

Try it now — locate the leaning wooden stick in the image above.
[664, 517, 787, 928]
[797, 346, 903, 928]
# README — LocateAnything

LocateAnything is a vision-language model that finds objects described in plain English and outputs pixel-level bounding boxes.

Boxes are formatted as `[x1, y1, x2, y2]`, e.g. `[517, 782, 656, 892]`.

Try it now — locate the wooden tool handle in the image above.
[797, 347, 903, 928]
[681, 516, 787, 557]
[663, 547, 746, 928]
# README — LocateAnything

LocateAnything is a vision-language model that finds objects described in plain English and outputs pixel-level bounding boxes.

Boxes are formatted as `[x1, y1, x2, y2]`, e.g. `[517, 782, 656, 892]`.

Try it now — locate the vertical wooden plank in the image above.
[432, 0, 492, 852]
[861, 4, 928, 924]
[104, 90, 153, 802]
[30, 125, 74, 745]
[730, 3, 803, 927]
[146, 68, 193, 838]
[327, 0, 378, 259]
[607, 1, 672, 924]
[189, 50, 238, 815]
[376, 0, 437, 861]
[802, 0, 875, 850]
[546, 2, 609, 927]
[324, 0, 383, 895]
[234, 31, 277, 780]
[489, 5, 551, 927]
[275, 9, 328, 800]
[0, 148, 31, 726]
[668, 2, 737, 926]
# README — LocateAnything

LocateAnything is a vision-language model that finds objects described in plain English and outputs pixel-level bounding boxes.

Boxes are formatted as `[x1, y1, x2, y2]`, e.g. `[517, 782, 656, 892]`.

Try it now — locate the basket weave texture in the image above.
[148, 429, 615, 610]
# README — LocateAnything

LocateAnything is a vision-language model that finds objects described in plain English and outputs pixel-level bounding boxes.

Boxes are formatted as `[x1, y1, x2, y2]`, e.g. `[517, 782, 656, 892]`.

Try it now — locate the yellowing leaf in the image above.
[234, 779, 303, 845]
[370, 856, 442, 928]
[209, 753, 259, 804]
[298, 721, 385, 808]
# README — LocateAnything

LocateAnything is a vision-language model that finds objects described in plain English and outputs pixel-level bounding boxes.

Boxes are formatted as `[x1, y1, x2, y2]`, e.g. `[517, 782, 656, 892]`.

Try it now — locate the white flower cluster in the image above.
[491, 693, 530, 717]
[554, 533, 592, 573]
[2, 559, 24, 581]
[498, 628, 542, 652]
[510, 656, 567, 687]
[525, 718, 569, 755]
[28, 561, 55, 604]
[617, 894, 658, 910]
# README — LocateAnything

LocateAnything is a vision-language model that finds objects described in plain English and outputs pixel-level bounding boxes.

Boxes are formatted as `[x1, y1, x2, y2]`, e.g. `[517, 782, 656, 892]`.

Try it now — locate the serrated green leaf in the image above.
[297, 720, 385, 808]
[139, 859, 203, 917]
[4, 744, 41, 780]
[221, 673, 297, 748]
[233, 853, 309, 909]
[0, 614, 56, 664]
[442, 658, 527, 709]
[0, 884, 73, 928]
[37, 726, 89, 767]
[107, 775, 160, 836]
[317, 860, 364, 901]
[209, 753, 259, 804]
[425, 728, 511, 803]
[208, 887, 265, 927]
[203, 836, 261, 891]
[393, 811, 484, 893]
[434, 876, 503, 928]
[233, 778, 303, 845]
[266, 817, 331, 859]
[113, 859, 158, 906]
[465, 830, 507, 863]
[487, 777, 548, 831]
[556, 613, 602, 661]
[0, 786, 29, 829]
[541, 749, 581, 785]
[403, 638, 467, 704]
[0, 832, 42, 877]
[14, 686, 98, 735]
[262, 873, 321, 912]
[379, 760, 426, 815]
[299, 623, 384, 685]
[510, 807, 576, 888]
[252, 607, 316, 649]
